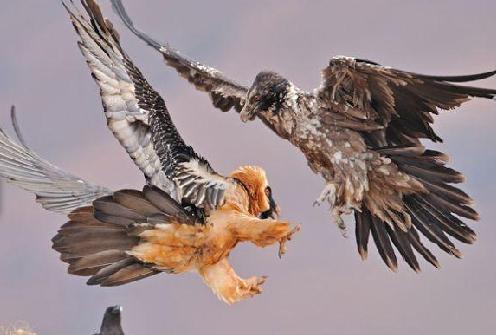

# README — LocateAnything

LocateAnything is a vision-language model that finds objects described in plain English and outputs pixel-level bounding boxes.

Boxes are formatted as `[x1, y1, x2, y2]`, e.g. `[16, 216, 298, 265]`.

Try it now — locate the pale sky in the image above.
[0, 0, 495, 334]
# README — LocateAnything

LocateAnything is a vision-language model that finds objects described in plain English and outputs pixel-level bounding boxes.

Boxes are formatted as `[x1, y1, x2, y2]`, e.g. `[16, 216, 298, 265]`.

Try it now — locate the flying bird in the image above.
[0, 0, 299, 304]
[110, 0, 496, 272]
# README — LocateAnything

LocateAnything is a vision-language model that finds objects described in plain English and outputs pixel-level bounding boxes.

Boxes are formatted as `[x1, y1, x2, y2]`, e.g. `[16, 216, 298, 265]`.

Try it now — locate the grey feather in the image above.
[0, 107, 112, 214]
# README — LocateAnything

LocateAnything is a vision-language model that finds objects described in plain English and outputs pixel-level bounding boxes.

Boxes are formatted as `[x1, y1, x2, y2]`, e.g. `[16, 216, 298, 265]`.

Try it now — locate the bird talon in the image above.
[278, 224, 300, 258]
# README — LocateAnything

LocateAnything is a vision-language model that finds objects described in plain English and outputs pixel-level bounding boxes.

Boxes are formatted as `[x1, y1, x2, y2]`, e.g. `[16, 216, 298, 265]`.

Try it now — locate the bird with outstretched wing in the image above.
[111, 0, 496, 272]
[0, 0, 299, 304]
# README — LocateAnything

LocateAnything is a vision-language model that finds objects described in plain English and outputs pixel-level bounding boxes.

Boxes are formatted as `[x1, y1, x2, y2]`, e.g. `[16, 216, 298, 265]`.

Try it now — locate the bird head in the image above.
[240, 71, 290, 122]
[229, 165, 280, 219]
[96, 305, 124, 335]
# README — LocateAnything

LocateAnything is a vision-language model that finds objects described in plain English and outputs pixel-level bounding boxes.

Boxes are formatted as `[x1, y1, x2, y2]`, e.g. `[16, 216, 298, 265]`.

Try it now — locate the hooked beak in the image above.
[240, 104, 257, 123]
[260, 201, 281, 220]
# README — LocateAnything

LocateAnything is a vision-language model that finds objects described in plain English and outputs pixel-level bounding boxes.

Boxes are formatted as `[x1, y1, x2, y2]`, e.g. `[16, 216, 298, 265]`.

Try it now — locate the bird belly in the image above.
[129, 221, 236, 274]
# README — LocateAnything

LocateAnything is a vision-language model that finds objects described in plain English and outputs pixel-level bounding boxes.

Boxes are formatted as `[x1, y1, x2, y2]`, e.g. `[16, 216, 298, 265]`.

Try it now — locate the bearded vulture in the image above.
[110, 0, 496, 272]
[0, 0, 299, 304]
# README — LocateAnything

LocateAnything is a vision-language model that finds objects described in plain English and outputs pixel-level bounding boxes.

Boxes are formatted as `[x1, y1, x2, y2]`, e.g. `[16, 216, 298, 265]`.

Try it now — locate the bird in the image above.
[110, 0, 496, 272]
[0, 0, 299, 304]
[94, 306, 125, 335]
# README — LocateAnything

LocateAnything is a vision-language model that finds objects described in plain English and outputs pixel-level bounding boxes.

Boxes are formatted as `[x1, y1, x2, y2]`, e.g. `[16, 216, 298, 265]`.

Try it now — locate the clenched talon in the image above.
[245, 276, 267, 295]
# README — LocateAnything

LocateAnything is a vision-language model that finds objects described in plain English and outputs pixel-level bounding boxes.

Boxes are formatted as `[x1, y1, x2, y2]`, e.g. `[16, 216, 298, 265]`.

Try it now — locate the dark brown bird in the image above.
[110, 0, 496, 272]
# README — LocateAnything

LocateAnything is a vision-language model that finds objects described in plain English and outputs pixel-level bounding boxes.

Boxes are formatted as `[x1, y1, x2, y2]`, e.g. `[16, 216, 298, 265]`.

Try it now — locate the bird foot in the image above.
[314, 183, 348, 237]
[226, 276, 267, 304]
[278, 224, 301, 258]
[313, 183, 337, 207]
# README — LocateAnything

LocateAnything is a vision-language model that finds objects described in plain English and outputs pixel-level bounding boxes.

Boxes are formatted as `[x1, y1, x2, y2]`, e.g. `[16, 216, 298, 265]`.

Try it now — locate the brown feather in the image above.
[354, 210, 371, 260]
[370, 216, 398, 272]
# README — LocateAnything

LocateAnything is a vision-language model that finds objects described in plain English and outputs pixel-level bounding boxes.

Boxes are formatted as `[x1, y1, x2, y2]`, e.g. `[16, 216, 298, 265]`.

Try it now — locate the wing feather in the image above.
[65, 0, 231, 209]
[318, 56, 496, 146]
[110, 0, 248, 113]
[0, 108, 112, 214]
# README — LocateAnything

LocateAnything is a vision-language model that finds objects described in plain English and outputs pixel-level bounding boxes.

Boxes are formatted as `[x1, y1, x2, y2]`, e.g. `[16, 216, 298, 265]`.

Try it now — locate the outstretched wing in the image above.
[0, 107, 112, 214]
[317, 57, 494, 271]
[65, 0, 230, 209]
[110, 0, 249, 113]
[317, 56, 496, 146]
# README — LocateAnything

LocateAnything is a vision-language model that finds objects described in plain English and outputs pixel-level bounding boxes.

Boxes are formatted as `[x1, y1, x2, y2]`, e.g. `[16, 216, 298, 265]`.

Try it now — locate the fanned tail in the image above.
[356, 146, 477, 272]
[52, 186, 196, 287]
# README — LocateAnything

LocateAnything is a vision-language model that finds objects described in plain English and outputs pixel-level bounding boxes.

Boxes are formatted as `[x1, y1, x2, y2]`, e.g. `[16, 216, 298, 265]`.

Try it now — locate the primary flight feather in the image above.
[111, 0, 496, 272]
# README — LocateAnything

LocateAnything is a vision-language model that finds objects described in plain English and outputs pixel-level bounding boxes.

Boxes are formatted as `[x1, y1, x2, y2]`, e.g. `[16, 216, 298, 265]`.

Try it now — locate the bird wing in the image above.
[317, 57, 494, 271]
[66, 0, 230, 209]
[110, 0, 249, 113]
[317, 56, 496, 146]
[0, 107, 112, 214]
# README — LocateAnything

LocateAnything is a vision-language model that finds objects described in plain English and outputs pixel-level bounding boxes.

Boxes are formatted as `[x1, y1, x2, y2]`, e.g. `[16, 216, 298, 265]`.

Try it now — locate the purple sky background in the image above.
[0, 0, 495, 334]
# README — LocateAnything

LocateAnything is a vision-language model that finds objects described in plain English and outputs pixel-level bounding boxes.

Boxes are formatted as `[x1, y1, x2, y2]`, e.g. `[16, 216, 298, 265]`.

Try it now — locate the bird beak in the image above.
[240, 104, 256, 123]
[260, 203, 281, 220]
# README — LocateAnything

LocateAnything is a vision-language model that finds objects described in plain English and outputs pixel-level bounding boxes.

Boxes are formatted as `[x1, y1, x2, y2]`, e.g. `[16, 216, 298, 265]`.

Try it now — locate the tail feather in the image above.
[354, 211, 371, 260]
[405, 198, 462, 258]
[369, 216, 398, 272]
[407, 228, 439, 268]
[68, 250, 128, 276]
[415, 196, 476, 243]
[356, 146, 477, 271]
[53, 186, 196, 287]
[386, 225, 420, 272]
[95, 264, 158, 287]
[87, 258, 137, 285]
[112, 190, 164, 217]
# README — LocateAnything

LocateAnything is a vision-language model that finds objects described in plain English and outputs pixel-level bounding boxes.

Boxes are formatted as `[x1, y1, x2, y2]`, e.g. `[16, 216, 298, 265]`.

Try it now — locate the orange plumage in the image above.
[53, 166, 299, 304]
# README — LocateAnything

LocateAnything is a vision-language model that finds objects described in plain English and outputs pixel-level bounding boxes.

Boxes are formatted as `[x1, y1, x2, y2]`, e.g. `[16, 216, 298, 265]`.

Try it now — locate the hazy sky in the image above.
[1, 0, 495, 334]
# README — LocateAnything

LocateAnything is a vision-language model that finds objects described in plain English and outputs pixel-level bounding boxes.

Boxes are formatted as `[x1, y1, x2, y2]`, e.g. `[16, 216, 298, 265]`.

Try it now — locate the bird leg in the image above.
[198, 258, 267, 304]
[314, 182, 348, 237]
[229, 215, 300, 256]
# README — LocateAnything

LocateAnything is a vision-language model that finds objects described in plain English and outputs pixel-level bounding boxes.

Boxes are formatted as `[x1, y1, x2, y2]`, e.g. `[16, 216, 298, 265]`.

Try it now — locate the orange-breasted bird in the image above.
[111, 0, 496, 271]
[0, 0, 299, 304]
